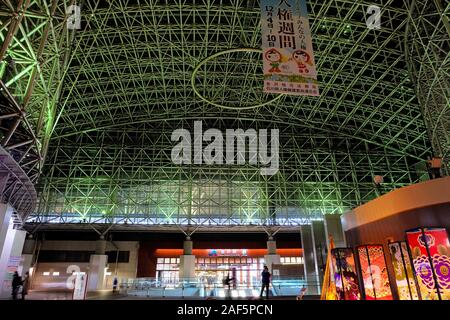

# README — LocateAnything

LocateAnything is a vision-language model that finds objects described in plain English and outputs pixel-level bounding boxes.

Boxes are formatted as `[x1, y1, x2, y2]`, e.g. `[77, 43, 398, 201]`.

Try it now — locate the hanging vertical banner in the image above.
[261, 0, 319, 96]
[406, 227, 450, 300]
[388, 241, 420, 300]
[331, 248, 361, 300]
[357, 245, 393, 300]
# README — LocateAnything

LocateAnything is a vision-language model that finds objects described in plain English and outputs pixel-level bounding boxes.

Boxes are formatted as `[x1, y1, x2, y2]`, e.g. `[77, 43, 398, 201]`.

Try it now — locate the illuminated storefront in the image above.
[155, 249, 303, 287]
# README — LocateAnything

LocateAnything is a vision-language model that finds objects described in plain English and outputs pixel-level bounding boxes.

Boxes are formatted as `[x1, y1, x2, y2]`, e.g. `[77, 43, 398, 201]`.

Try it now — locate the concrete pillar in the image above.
[324, 214, 346, 247]
[0, 219, 27, 299]
[0, 203, 13, 253]
[183, 238, 193, 255]
[19, 238, 36, 277]
[87, 254, 108, 291]
[95, 239, 107, 255]
[18, 254, 33, 277]
[264, 238, 280, 273]
[87, 239, 109, 291]
[312, 220, 327, 285]
[179, 238, 195, 281]
[300, 224, 320, 295]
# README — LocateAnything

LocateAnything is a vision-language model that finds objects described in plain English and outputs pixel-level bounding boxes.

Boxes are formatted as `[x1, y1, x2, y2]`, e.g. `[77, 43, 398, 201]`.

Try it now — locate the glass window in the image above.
[198, 258, 204, 263]
[164, 258, 170, 264]
[170, 258, 176, 264]
[157, 258, 164, 264]
[217, 258, 223, 264]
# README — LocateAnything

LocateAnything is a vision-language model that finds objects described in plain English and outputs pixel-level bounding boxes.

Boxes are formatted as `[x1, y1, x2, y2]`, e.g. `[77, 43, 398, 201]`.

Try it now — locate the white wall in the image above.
[31, 240, 139, 291]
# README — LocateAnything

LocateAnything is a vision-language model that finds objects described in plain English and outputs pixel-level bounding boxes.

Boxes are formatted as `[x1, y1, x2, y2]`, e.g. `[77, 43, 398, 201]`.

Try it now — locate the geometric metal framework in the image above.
[1, 1, 446, 230]
[0, 0, 70, 220]
[405, 0, 449, 174]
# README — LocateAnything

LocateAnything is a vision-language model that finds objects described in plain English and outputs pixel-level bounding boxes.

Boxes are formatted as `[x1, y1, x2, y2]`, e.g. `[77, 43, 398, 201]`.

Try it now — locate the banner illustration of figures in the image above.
[261, 0, 319, 96]
[331, 248, 361, 300]
[357, 245, 393, 300]
[406, 227, 450, 300]
[388, 241, 420, 300]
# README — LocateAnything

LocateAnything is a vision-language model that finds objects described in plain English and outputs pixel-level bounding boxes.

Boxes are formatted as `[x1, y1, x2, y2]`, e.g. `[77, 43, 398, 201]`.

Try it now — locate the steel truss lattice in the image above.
[0, 0, 447, 227]
[405, 0, 450, 174]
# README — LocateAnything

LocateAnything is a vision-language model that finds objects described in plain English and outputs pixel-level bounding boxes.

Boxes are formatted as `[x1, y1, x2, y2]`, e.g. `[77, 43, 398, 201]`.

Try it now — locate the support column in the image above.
[0, 213, 27, 299]
[300, 224, 320, 295]
[19, 236, 36, 277]
[19, 254, 33, 277]
[312, 220, 327, 285]
[179, 237, 195, 281]
[0, 203, 13, 252]
[324, 214, 346, 247]
[264, 237, 280, 273]
[0, 203, 13, 299]
[87, 239, 108, 291]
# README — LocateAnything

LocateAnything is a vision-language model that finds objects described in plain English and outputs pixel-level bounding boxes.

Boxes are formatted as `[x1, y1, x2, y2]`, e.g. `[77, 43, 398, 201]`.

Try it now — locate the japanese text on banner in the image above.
[261, 0, 319, 96]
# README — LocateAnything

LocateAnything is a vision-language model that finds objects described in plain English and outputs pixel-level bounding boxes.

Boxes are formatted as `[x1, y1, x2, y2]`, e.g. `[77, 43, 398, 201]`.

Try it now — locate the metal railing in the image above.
[119, 277, 321, 298]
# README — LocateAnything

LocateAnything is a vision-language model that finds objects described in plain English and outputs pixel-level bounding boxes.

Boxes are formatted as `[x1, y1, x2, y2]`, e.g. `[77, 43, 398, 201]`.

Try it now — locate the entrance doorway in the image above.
[195, 256, 265, 288]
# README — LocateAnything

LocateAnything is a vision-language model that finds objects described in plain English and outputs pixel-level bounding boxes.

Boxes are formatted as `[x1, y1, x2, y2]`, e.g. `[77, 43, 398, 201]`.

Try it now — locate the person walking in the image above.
[112, 277, 118, 293]
[11, 271, 22, 300]
[223, 274, 234, 299]
[259, 266, 271, 299]
[21, 272, 30, 300]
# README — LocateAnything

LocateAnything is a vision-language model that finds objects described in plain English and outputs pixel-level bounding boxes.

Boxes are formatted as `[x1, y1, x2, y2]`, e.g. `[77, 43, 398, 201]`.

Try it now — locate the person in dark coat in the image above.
[259, 266, 271, 299]
[223, 274, 234, 300]
[113, 277, 118, 293]
[11, 272, 22, 300]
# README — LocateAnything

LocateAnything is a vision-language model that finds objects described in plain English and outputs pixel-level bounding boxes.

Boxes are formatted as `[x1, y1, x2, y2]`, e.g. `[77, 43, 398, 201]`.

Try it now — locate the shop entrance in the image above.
[196, 256, 265, 288]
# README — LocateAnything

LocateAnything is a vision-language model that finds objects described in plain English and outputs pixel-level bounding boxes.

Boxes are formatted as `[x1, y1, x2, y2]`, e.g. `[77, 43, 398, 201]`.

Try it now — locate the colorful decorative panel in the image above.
[261, 0, 319, 96]
[388, 241, 420, 300]
[406, 227, 450, 300]
[331, 248, 361, 300]
[357, 245, 393, 300]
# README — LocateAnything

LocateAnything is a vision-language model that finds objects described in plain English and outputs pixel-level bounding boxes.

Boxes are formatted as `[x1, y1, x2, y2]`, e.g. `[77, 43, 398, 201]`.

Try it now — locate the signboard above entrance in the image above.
[207, 249, 248, 257]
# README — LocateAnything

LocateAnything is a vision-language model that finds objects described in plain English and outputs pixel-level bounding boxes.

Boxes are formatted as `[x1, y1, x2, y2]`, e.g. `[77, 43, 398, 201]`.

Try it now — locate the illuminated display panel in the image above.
[357, 245, 393, 300]
[388, 241, 420, 300]
[406, 227, 450, 300]
[331, 248, 361, 300]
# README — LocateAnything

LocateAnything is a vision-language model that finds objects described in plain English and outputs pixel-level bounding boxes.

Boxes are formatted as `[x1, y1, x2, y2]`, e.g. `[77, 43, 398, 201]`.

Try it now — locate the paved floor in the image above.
[2, 290, 319, 300]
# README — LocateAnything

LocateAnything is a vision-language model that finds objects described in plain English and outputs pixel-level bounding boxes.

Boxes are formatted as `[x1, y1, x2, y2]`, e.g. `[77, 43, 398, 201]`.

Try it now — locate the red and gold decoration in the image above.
[330, 247, 361, 300]
[357, 245, 393, 300]
[388, 241, 420, 300]
[406, 227, 450, 300]
[320, 236, 337, 300]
